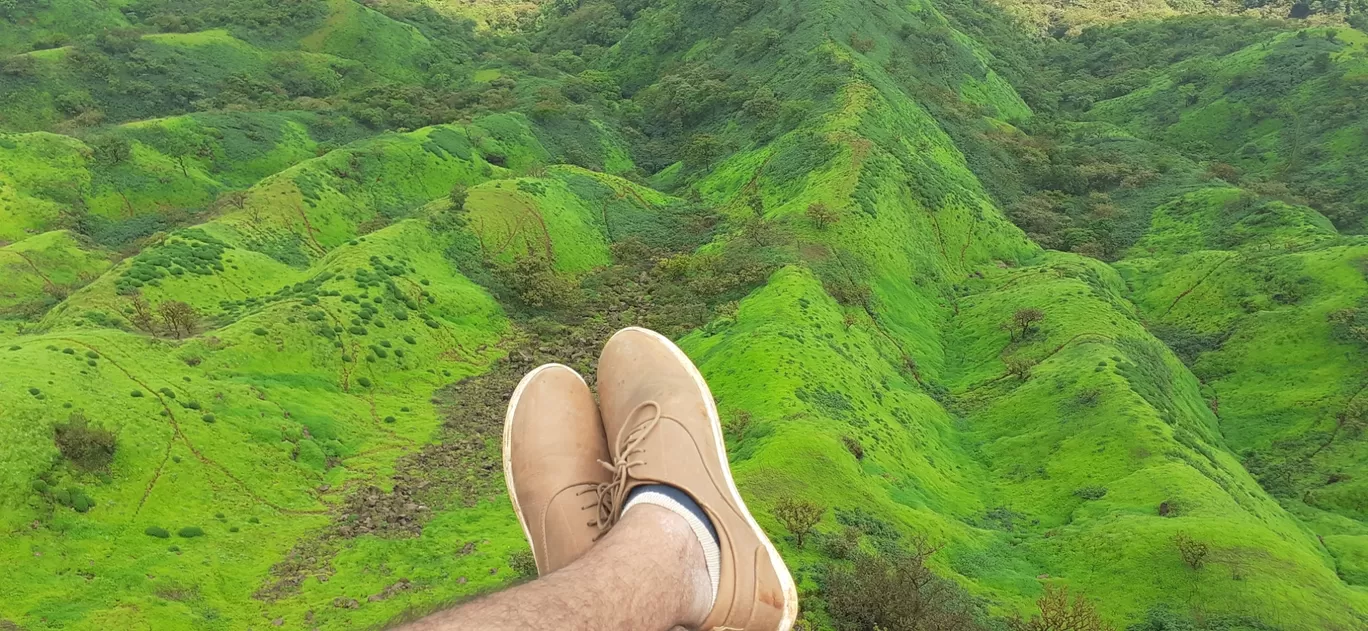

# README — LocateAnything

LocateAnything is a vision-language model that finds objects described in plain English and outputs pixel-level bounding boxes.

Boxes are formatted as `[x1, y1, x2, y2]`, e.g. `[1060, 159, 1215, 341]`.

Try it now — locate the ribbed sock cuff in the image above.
[623, 485, 721, 608]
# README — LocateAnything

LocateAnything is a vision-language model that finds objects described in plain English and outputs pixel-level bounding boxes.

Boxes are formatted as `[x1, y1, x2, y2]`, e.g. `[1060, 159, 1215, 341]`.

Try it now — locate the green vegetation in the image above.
[2, 0, 1367, 629]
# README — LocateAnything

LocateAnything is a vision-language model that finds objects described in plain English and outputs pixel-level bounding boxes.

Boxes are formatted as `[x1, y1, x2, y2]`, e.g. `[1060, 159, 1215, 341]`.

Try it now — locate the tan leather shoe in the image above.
[597, 327, 798, 631]
[503, 363, 612, 576]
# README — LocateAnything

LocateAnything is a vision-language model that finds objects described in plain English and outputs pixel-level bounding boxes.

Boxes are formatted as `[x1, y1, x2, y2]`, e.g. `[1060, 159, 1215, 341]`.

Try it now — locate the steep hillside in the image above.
[2, 0, 1368, 629]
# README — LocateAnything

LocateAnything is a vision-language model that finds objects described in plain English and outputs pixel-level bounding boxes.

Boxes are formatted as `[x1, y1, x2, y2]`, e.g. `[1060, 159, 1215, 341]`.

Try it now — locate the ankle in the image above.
[622, 504, 713, 627]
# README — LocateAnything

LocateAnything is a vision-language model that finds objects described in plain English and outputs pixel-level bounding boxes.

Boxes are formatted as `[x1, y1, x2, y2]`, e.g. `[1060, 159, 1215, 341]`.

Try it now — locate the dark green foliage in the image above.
[357, 377, 372, 388]
[1074, 486, 1109, 500]
[177, 526, 204, 538]
[253, 328, 268, 336]
[145, 526, 171, 539]
[384, 416, 396, 423]
[131, 390, 144, 398]
[403, 335, 417, 344]
[201, 414, 216, 423]
[53, 412, 117, 472]
[824, 540, 985, 631]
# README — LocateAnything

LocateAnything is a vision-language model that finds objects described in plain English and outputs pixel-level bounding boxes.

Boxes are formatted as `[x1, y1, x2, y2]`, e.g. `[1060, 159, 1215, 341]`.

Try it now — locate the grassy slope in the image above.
[0, 104, 680, 627]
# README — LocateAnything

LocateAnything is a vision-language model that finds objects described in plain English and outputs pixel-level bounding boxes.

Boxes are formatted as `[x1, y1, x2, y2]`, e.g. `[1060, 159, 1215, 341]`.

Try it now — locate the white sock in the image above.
[623, 487, 721, 608]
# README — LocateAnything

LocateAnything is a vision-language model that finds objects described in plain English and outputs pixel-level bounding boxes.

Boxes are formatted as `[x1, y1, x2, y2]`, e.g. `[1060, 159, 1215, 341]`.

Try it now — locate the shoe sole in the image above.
[502, 362, 583, 577]
[611, 327, 800, 631]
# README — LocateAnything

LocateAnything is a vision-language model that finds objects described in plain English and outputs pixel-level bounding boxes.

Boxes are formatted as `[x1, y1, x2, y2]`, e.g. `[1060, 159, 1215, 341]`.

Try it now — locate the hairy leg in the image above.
[394, 504, 711, 631]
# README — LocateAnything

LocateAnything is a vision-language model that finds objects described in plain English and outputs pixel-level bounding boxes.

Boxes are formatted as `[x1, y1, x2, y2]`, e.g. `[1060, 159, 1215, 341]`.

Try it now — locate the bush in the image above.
[131, 390, 144, 398]
[145, 526, 171, 538]
[178, 526, 204, 538]
[54, 412, 117, 472]
[1074, 486, 1108, 500]
[32, 480, 50, 493]
[842, 435, 865, 460]
[253, 327, 268, 336]
[825, 540, 983, 631]
[384, 416, 396, 423]
[1008, 585, 1113, 631]
[403, 335, 417, 344]
[773, 497, 825, 548]
[1174, 532, 1208, 570]
[357, 377, 372, 387]
[229, 526, 240, 533]
[201, 414, 216, 423]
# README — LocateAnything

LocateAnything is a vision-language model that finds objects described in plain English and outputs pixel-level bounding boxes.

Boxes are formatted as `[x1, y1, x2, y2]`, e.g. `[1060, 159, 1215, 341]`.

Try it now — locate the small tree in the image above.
[158, 300, 199, 339]
[1007, 308, 1046, 341]
[128, 292, 158, 335]
[807, 202, 839, 230]
[54, 411, 117, 472]
[1009, 585, 1113, 631]
[773, 497, 824, 548]
[449, 184, 469, 211]
[1173, 532, 1208, 571]
[1006, 357, 1037, 381]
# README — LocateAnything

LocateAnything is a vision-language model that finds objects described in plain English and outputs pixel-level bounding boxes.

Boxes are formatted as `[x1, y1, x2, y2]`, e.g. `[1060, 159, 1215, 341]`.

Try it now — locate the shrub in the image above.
[201, 414, 216, 423]
[178, 526, 204, 538]
[145, 526, 170, 538]
[32, 480, 50, 493]
[841, 435, 865, 460]
[1008, 585, 1113, 631]
[1174, 532, 1208, 570]
[449, 184, 469, 210]
[394, 349, 405, 358]
[248, 516, 260, 524]
[253, 327, 268, 336]
[380, 340, 392, 348]
[1074, 486, 1108, 500]
[825, 540, 982, 631]
[404, 335, 417, 344]
[185, 401, 201, 410]
[357, 377, 372, 387]
[131, 390, 144, 397]
[773, 497, 825, 548]
[384, 416, 396, 423]
[54, 412, 117, 472]
[168, 546, 180, 552]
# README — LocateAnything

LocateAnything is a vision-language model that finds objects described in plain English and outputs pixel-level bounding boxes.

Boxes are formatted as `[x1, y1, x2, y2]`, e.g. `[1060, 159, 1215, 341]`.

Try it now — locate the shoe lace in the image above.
[577, 401, 663, 539]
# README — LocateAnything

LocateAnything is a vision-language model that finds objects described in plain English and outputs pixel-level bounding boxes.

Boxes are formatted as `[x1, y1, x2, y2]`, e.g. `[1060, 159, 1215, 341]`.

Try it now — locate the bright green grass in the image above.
[0, 216, 510, 629]
[0, 230, 113, 316]
[0, 131, 90, 241]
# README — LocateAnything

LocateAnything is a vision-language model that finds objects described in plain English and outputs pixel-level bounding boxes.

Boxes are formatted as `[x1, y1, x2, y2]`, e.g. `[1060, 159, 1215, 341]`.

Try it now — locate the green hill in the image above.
[2, 0, 1367, 629]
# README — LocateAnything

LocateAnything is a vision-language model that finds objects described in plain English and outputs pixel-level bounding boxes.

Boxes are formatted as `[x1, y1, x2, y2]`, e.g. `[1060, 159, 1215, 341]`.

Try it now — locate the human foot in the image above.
[596, 328, 798, 630]
[503, 363, 613, 576]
